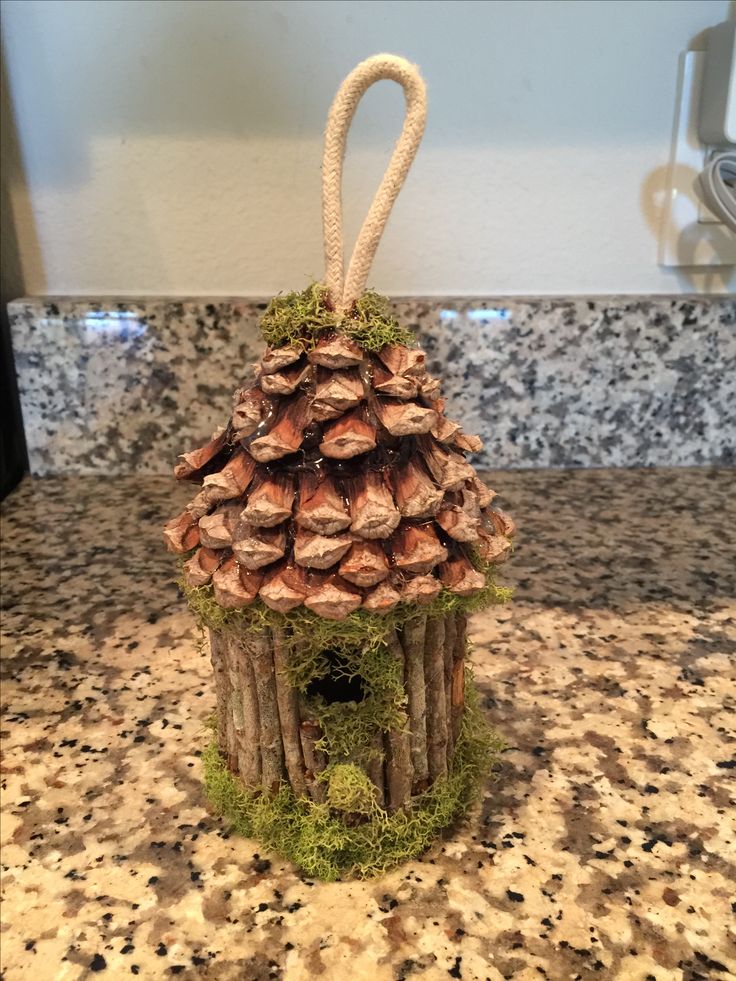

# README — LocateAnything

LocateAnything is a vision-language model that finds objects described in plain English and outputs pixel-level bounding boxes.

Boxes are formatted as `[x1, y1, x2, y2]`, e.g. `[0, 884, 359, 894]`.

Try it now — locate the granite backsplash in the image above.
[8, 295, 735, 476]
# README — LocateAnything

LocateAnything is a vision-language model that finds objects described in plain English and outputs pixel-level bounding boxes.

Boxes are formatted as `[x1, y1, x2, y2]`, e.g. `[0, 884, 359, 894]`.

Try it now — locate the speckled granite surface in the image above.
[1, 467, 734, 980]
[9, 296, 735, 476]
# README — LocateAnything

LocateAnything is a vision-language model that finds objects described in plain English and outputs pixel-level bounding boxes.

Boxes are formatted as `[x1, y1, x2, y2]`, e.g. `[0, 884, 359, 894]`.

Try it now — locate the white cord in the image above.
[696, 151, 736, 232]
[321, 55, 427, 313]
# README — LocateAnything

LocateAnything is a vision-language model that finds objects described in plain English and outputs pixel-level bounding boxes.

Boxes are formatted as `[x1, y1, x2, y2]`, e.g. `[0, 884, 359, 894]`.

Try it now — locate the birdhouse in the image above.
[164, 55, 514, 879]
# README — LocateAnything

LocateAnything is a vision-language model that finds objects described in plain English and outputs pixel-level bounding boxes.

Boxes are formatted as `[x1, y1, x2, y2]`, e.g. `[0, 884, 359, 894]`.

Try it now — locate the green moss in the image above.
[306, 641, 405, 765]
[202, 673, 504, 880]
[259, 628, 404, 771]
[182, 566, 509, 773]
[180, 565, 510, 662]
[344, 291, 416, 352]
[259, 283, 415, 352]
[325, 764, 377, 815]
[186, 555, 510, 877]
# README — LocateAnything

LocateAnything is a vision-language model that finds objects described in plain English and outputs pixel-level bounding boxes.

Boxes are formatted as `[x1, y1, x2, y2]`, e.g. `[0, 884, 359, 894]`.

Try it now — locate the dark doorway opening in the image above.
[306, 654, 366, 704]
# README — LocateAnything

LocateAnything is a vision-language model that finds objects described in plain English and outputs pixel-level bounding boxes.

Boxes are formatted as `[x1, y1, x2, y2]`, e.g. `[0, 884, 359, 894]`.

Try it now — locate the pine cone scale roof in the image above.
[166, 293, 514, 618]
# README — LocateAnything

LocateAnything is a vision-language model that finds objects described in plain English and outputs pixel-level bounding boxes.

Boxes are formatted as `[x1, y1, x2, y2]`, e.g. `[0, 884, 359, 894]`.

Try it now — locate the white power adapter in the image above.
[698, 20, 735, 148]
[696, 21, 736, 231]
[659, 19, 736, 264]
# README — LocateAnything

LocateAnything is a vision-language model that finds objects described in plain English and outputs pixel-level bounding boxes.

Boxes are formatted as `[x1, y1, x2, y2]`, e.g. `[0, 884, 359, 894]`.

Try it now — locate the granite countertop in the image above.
[1, 468, 734, 981]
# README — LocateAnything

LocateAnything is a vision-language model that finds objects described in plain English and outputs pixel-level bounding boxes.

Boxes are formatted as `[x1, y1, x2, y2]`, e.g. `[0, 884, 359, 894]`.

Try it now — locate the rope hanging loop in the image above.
[321, 54, 428, 314]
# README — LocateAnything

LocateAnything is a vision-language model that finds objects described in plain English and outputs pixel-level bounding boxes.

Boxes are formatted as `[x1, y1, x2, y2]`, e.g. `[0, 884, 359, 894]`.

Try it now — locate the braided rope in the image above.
[321, 54, 427, 314]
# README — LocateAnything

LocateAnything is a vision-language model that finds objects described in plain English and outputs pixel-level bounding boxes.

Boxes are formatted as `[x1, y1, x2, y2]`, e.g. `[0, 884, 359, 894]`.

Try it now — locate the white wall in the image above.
[2, 0, 733, 297]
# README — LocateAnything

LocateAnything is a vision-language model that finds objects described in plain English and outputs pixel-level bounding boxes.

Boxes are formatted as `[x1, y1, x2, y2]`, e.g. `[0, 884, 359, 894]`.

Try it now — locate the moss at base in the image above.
[325, 763, 377, 815]
[202, 675, 504, 880]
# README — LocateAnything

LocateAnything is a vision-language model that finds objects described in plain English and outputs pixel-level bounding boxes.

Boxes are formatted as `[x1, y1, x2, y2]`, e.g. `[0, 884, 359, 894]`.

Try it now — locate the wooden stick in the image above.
[362, 579, 401, 613]
[348, 470, 400, 539]
[296, 472, 351, 535]
[299, 716, 327, 802]
[259, 561, 308, 613]
[308, 334, 364, 368]
[163, 509, 201, 553]
[374, 398, 437, 436]
[303, 573, 362, 619]
[202, 449, 256, 504]
[383, 630, 413, 811]
[391, 523, 448, 575]
[423, 615, 448, 782]
[248, 395, 310, 462]
[182, 546, 221, 587]
[234, 635, 262, 786]
[400, 573, 441, 605]
[232, 523, 286, 569]
[198, 502, 240, 548]
[259, 359, 310, 396]
[401, 614, 429, 790]
[260, 345, 302, 374]
[240, 474, 295, 527]
[319, 408, 377, 459]
[391, 460, 443, 519]
[227, 634, 262, 786]
[338, 539, 389, 587]
[208, 629, 232, 760]
[294, 528, 353, 570]
[272, 627, 309, 798]
[174, 430, 227, 481]
[249, 628, 286, 792]
[443, 614, 457, 763]
[367, 733, 386, 809]
[451, 614, 468, 747]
